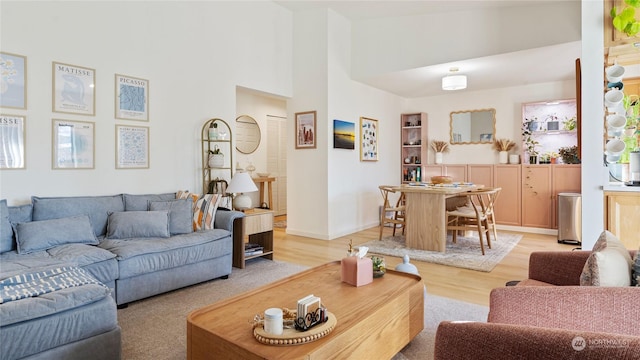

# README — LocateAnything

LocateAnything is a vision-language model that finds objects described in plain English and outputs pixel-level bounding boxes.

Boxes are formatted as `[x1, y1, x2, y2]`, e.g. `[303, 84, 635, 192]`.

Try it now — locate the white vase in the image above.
[499, 151, 508, 164]
[435, 152, 443, 164]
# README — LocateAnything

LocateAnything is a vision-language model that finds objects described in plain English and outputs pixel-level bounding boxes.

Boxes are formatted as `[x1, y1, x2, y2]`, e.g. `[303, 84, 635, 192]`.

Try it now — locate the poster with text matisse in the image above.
[1, 52, 27, 109]
[52, 62, 95, 116]
[115, 74, 149, 121]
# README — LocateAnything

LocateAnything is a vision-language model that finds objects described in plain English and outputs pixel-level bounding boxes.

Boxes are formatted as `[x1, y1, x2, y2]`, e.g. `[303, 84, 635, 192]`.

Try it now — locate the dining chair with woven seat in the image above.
[378, 185, 406, 240]
[446, 187, 501, 255]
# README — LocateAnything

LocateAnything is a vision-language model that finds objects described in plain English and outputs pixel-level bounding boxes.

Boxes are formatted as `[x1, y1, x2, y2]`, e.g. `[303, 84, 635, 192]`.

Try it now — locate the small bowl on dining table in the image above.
[431, 175, 453, 184]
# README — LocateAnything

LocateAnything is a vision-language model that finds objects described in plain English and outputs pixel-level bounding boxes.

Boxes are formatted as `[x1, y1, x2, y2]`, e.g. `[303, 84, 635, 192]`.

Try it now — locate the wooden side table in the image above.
[252, 177, 275, 209]
[232, 208, 274, 269]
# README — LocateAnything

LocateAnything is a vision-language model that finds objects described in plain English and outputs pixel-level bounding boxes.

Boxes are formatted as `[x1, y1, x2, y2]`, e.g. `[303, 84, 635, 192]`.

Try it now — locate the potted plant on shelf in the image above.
[208, 145, 224, 168]
[492, 138, 516, 164]
[558, 145, 580, 164]
[430, 140, 449, 164]
[563, 116, 577, 131]
[522, 120, 539, 164]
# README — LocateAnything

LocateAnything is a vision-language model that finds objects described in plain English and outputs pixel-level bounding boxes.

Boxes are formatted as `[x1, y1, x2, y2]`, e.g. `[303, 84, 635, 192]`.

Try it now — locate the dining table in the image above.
[391, 183, 481, 252]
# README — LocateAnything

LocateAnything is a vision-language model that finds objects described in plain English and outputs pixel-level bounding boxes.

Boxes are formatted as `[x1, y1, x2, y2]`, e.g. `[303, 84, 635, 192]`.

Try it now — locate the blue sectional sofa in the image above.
[0, 193, 244, 360]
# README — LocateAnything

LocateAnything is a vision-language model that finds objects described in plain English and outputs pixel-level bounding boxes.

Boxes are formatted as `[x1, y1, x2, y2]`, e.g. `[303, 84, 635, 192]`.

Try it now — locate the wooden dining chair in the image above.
[378, 185, 406, 240]
[446, 187, 501, 255]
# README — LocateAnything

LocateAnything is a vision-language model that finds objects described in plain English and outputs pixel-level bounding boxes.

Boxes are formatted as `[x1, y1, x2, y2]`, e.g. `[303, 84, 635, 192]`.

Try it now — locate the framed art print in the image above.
[0, 52, 27, 109]
[0, 114, 25, 169]
[295, 111, 316, 149]
[52, 119, 95, 169]
[115, 74, 149, 121]
[116, 125, 149, 169]
[52, 62, 95, 116]
[333, 119, 355, 150]
[360, 117, 378, 161]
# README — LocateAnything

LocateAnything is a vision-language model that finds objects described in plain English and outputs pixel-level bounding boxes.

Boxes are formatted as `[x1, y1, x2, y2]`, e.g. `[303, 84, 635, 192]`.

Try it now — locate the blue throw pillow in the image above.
[14, 215, 99, 254]
[148, 199, 193, 235]
[1, 200, 13, 253]
[106, 211, 170, 239]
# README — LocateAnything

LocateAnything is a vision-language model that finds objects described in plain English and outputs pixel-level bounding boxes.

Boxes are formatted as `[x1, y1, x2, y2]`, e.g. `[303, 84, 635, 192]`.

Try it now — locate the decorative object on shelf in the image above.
[559, 145, 581, 164]
[492, 138, 516, 164]
[257, 172, 269, 178]
[226, 171, 258, 210]
[442, 67, 467, 91]
[208, 122, 218, 140]
[371, 256, 386, 278]
[295, 111, 316, 149]
[430, 140, 449, 164]
[208, 145, 224, 168]
[610, 0, 640, 37]
[360, 117, 378, 161]
[545, 114, 560, 131]
[245, 162, 256, 177]
[509, 154, 520, 164]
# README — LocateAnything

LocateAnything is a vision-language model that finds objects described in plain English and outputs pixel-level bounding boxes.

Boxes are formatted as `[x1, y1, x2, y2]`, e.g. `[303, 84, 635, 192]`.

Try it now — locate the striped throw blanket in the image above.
[0, 266, 105, 304]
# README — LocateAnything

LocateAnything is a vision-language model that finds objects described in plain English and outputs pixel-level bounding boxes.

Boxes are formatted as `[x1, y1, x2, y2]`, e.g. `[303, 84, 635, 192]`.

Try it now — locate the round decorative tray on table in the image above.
[253, 311, 337, 346]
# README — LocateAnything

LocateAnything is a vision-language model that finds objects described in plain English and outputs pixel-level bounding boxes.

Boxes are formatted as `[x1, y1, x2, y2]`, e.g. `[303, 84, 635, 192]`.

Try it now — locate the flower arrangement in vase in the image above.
[371, 256, 386, 278]
[430, 140, 449, 164]
[492, 138, 516, 164]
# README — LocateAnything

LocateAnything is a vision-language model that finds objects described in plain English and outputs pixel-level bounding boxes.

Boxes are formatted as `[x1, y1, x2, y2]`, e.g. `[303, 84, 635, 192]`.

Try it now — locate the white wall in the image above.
[406, 80, 576, 164]
[0, 1, 292, 205]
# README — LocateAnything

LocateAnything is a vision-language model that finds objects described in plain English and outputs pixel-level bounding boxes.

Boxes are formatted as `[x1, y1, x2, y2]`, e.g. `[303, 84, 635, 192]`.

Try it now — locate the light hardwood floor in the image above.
[271, 216, 575, 306]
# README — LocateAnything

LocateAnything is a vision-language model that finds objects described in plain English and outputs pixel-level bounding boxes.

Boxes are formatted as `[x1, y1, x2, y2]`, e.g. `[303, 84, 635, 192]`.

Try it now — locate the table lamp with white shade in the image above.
[226, 171, 258, 211]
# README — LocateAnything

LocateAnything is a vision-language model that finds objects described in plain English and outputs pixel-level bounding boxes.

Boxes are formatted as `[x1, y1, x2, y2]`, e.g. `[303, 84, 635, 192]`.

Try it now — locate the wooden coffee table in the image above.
[187, 261, 424, 359]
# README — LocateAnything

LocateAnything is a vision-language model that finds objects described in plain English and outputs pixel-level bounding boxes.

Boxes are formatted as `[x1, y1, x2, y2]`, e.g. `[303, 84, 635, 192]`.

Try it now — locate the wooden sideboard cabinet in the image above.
[522, 165, 553, 228]
[521, 165, 581, 229]
[493, 165, 521, 226]
[605, 191, 640, 249]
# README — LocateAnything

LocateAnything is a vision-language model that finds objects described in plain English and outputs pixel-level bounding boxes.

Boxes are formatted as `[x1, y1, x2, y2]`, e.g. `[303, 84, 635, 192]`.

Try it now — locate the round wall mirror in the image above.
[235, 115, 261, 154]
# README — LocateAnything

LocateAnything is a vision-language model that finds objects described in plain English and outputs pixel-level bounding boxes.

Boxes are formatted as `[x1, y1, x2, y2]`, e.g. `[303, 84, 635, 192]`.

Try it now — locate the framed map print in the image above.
[52, 119, 95, 169]
[52, 62, 95, 116]
[115, 74, 149, 121]
[116, 125, 149, 169]
[0, 52, 27, 109]
[360, 117, 378, 161]
[0, 114, 25, 169]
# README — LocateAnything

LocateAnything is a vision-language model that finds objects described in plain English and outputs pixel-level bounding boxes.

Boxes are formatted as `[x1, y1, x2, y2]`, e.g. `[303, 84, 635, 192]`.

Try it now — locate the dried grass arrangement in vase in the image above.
[492, 138, 516, 164]
[430, 140, 449, 164]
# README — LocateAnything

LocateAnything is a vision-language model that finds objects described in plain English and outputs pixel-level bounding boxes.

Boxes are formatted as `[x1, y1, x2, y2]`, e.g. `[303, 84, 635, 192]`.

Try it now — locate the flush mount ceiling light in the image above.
[442, 67, 467, 91]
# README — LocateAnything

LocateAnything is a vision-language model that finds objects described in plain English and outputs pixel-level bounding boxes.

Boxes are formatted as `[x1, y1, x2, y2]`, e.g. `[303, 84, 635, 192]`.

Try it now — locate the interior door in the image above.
[267, 116, 286, 216]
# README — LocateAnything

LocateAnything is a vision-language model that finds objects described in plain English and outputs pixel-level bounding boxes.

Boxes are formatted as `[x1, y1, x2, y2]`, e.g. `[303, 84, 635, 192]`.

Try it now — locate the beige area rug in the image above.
[118, 258, 488, 360]
[360, 232, 523, 272]
[273, 220, 286, 228]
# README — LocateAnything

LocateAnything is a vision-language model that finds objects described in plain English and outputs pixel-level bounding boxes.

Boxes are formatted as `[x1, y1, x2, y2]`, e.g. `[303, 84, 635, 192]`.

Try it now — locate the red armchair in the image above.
[434, 250, 640, 359]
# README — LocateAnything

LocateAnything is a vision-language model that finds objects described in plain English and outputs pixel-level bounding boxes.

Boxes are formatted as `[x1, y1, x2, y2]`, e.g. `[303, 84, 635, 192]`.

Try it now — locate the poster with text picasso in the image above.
[115, 74, 149, 121]
[52, 62, 95, 116]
